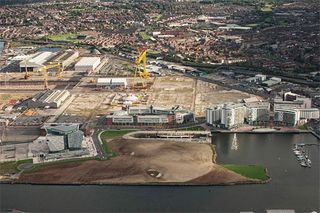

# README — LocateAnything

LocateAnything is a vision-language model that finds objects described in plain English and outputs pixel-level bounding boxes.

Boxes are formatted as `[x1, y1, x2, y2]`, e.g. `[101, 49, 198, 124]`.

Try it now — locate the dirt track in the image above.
[19, 139, 253, 185]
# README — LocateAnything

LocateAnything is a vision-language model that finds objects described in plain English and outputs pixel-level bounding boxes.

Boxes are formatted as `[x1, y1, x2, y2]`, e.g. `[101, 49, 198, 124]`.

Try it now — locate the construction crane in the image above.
[23, 55, 33, 79]
[35, 62, 63, 89]
[133, 48, 149, 89]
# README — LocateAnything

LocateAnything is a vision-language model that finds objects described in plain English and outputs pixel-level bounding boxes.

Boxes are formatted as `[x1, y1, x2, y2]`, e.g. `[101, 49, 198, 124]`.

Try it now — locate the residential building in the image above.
[274, 109, 300, 126]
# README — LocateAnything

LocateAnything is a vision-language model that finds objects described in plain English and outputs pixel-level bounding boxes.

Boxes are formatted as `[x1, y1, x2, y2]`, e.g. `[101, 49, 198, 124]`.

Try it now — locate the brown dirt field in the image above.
[19, 139, 253, 185]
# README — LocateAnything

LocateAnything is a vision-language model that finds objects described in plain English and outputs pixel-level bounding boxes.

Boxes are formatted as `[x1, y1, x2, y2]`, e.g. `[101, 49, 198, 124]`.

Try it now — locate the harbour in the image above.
[1, 133, 319, 212]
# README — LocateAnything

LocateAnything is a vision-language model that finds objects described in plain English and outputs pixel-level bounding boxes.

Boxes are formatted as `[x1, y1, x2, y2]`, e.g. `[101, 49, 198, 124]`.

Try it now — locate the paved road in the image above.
[91, 128, 105, 159]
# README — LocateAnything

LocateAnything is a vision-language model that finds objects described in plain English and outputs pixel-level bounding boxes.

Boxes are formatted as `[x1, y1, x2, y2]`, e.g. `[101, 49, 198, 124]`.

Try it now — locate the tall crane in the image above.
[133, 48, 149, 89]
[22, 55, 33, 79]
[35, 62, 63, 89]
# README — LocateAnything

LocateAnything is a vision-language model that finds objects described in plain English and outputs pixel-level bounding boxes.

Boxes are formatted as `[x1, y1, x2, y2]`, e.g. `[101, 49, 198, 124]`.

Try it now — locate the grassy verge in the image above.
[100, 130, 136, 159]
[47, 33, 79, 42]
[222, 164, 269, 181]
[24, 157, 97, 174]
[298, 123, 308, 130]
[139, 32, 150, 40]
[0, 159, 33, 175]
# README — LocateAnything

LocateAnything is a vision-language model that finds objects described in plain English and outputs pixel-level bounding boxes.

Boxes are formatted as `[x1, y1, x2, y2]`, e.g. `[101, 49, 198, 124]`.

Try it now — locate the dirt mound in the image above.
[20, 138, 253, 185]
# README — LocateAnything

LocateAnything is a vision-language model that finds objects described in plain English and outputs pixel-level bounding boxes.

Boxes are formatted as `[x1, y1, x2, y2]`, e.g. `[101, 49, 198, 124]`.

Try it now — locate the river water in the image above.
[0, 133, 319, 212]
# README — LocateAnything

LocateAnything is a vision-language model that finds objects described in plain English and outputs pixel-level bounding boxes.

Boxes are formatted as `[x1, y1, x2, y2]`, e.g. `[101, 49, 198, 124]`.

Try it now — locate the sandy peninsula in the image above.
[19, 138, 262, 185]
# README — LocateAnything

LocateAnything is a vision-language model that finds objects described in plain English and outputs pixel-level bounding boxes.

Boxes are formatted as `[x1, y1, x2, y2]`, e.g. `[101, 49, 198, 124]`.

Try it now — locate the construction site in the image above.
[0, 42, 258, 184]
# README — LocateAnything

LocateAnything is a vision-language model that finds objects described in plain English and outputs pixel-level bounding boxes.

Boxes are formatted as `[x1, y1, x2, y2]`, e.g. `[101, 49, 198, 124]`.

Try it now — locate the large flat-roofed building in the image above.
[47, 50, 79, 69]
[28, 90, 70, 109]
[106, 105, 194, 126]
[75, 57, 100, 72]
[20, 51, 56, 72]
[96, 78, 127, 89]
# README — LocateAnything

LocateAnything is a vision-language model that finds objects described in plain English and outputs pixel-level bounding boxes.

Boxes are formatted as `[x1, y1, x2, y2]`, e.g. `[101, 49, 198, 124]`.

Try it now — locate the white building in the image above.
[20, 51, 56, 72]
[221, 103, 246, 129]
[137, 115, 169, 124]
[128, 106, 152, 115]
[96, 78, 127, 88]
[75, 57, 100, 72]
[206, 105, 222, 126]
[207, 103, 246, 129]
[245, 102, 270, 125]
[111, 115, 134, 124]
[298, 108, 320, 120]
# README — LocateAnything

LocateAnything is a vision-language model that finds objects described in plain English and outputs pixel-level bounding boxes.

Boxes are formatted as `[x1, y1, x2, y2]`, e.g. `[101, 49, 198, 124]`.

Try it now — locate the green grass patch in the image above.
[0, 159, 33, 175]
[298, 123, 308, 130]
[260, 4, 273, 12]
[139, 32, 150, 40]
[100, 130, 136, 159]
[222, 164, 268, 181]
[155, 14, 162, 21]
[47, 33, 80, 42]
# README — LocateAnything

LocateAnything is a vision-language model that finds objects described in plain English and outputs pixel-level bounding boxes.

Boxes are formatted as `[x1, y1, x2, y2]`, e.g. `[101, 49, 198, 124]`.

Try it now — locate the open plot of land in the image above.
[0, 93, 32, 105]
[147, 76, 252, 116]
[19, 138, 256, 185]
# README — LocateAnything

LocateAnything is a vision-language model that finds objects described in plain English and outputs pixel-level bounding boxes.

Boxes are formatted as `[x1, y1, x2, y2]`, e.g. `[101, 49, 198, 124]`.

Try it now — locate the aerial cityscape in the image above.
[0, 0, 319, 212]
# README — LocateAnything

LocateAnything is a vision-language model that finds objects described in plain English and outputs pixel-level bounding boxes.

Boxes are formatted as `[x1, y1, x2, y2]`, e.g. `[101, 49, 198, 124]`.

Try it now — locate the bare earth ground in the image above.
[19, 139, 255, 185]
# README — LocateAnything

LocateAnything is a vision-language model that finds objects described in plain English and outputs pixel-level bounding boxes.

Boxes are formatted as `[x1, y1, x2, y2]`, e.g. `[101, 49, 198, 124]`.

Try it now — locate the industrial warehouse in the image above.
[28, 90, 70, 108]
[96, 78, 127, 89]
[74, 57, 101, 72]
[106, 105, 195, 126]
[19, 50, 79, 72]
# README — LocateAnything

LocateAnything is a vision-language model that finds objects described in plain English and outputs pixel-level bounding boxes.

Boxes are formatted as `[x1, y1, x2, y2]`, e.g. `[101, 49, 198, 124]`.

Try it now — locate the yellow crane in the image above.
[35, 62, 63, 89]
[133, 48, 149, 89]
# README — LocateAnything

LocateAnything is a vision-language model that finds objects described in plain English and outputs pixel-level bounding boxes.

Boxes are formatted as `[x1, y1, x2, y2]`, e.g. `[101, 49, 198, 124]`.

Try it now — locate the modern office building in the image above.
[106, 106, 195, 126]
[43, 123, 84, 152]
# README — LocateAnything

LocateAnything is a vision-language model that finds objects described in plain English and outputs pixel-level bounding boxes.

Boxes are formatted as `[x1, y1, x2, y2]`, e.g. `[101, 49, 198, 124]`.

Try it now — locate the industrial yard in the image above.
[147, 76, 251, 116]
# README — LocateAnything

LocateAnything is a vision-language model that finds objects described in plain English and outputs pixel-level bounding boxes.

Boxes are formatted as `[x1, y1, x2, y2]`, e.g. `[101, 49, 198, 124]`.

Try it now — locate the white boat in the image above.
[294, 150, 302, 155]
[300, 161, 307, 167]
[307, 153, 312, 167]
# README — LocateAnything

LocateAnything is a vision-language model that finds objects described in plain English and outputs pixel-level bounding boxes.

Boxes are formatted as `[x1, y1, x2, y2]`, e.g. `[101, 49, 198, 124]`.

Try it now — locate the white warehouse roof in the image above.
[97, 78, 127, 87]
[20, 51, 56, 68]
[75, 57, 100, 66]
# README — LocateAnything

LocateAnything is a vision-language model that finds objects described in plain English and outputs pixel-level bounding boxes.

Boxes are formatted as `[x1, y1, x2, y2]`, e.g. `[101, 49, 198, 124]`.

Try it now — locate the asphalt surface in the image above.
[92, 128, 105, 159]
